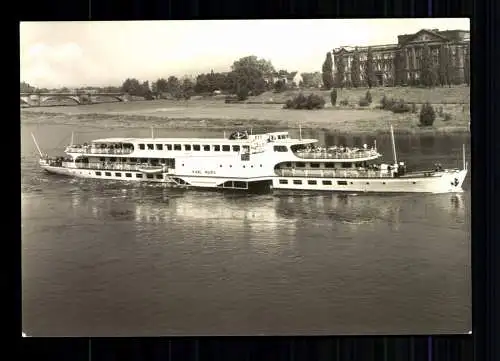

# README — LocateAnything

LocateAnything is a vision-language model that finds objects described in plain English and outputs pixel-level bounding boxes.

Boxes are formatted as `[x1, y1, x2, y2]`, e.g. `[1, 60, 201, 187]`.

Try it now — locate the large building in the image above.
[332, 29, 470, 87]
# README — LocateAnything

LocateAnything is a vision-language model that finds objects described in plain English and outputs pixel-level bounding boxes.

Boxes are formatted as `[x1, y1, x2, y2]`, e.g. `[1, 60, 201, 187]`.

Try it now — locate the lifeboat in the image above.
[137, 165, 165, 174]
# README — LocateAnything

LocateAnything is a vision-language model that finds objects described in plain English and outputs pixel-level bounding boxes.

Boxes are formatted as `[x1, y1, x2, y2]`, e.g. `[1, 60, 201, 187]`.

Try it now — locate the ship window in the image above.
[273, 145, 288, 152]
[279, 179, 288, 184]
[105, 172, 112, 176]
[366, 182, 370, 185]
[156, 174, 163, 179]
[337, 180, 348, 185]
[130, 158, 137, 162]
[166, 144, 172, 150]
[293, 180, 302, 185]
[184, 144, 191, 151]
[308, 180, 317, 185]
[156, 144, 163, 150]
[193, 144, 201, 151]
[213, 145, 220, 151]
[174, 144, 181, 151]
[222, 145, 230, 152]
[203, 145, 210, 151]
[147, 144, 154, 150]
[285, 162, 291, 167]
[99, 157, 105, 162]
[146, 174, 154, 179]
[109, 158, 116, 162]
[96, 171, 102, 176]
[310, 163, 320, 168]
[325, 163, 334, 168]
[342, 163, 352, 168]
[355, 162, 363, 168]
[296, 162, 306, 168]
[115, 172, 121, 177]
[322, 180, 332, 185]
[243, 165, 246, 168]
[139, 144, 145, 150]
[382, 182, 386, 184]
[136, 174, 143, 178]
[232, 145, 240, 152]
[125, 173, 132, 177]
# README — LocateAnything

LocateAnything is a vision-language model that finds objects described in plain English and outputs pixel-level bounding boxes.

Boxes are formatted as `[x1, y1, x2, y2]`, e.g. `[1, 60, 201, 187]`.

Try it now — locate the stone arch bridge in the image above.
[20, 92, 128, 106]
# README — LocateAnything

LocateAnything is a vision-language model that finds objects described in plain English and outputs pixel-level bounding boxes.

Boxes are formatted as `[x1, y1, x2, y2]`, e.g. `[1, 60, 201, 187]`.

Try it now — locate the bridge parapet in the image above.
[20, 92, 128, 106]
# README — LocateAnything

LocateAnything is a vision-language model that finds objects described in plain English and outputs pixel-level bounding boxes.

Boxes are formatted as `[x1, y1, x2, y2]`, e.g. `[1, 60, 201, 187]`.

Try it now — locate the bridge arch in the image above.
[40, 95, 82, 105]
[20, 97, 30, 105]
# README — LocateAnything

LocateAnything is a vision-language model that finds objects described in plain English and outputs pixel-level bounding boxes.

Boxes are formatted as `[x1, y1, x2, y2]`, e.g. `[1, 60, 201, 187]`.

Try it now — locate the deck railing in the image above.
[65, 146, 134, 155]
[276, 168, 393, 178]
[62, 162, 168, 172]
[293, 149, 380, 160]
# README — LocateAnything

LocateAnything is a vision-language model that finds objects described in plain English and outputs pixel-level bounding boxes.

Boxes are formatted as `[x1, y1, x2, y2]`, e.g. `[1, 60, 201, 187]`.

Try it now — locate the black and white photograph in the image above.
[21, 19, 471, 336]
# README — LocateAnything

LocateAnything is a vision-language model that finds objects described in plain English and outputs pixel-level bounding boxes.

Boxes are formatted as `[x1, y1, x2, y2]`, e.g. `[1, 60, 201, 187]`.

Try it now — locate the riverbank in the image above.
[21, 99, 470, 135]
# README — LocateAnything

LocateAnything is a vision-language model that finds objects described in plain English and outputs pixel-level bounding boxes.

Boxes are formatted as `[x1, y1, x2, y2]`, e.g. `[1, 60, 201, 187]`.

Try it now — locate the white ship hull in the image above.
[272, 169, 468, 194]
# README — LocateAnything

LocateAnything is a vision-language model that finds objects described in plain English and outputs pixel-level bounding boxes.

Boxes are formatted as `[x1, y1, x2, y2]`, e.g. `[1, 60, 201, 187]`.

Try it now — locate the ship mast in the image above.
[70, 131, 74, 146]
[390, 124, 398, 165]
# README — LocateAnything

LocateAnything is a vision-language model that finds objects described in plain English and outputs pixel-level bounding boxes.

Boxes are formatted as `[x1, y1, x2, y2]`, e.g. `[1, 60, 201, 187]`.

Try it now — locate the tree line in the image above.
[322, 43, 470, 89]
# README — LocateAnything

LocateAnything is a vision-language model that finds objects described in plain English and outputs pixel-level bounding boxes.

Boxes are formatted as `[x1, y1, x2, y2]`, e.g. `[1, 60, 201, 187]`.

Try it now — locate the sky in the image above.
[20, 19, 469, 89]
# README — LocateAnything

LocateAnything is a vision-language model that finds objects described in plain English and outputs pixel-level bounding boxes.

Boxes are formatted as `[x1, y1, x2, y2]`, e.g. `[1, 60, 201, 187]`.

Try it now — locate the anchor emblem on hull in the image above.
[451, 178, 459, 187]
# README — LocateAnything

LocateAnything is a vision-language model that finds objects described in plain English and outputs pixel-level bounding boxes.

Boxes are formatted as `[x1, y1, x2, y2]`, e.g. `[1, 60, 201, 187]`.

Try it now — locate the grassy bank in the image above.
[251, 85, 470, 105]
[21, 98, 469, 135]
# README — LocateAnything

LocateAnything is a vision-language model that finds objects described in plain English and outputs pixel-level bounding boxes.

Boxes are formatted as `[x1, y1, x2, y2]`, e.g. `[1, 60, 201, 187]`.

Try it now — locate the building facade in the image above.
[332, 29, 470, 87]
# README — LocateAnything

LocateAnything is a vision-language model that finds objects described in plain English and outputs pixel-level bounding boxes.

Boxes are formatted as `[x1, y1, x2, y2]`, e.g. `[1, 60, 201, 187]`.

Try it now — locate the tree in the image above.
[334, 55, 345, 90]
[165, 76, 181, 97]
[301, 72, 322, 88]
[464, 44, 470, 86]
[155, 78, 168, 93]
[231, 55, 275, 75]
[446, 47, 457, 87]
[393, 49, 405, 86]
[365, 47, 376, 88]
[351, 48, 361, 88]
[438, 44, 449, 86]
[322, 52, 334, 90]
[274, 79, 287, 93]
[420, 44, 437, 87]
[121, 78, 142, 95]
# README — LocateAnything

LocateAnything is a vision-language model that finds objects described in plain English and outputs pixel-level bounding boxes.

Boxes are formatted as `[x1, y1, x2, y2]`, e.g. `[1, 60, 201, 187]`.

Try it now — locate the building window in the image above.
[222, 145, 230, 152]
[293, 180, 302, 185]
[139, 144, 145, 150]
[147, 144, 154, 150]
[184, 144, 191, 151]
[279, 179, 288, 184]
[322, 180, 332, 185]
[193, 144, 201, 151]
[156, 144, 163, 150]
[174, 144, 181, 151]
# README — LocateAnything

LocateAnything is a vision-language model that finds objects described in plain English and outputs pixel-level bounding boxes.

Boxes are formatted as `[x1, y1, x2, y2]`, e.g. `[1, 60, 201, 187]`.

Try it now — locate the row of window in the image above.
[279, 179, 417, 185]
[138, 143, 249, 152]
[285, 162, 363, 168]
[95, 171, 163, 180]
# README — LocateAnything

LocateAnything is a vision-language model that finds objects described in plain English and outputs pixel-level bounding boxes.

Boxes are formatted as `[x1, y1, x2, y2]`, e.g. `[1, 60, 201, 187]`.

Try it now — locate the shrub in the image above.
[340, 99, 349, 106]
[330, 89, 337, 106]
[236, 87, 249, 101]
[391, 99, 411, 113]
[365, 90, 372, 104]
[380, 95, 394, 110]
[358, 98, 369, 107]
[419, 102, 436, 126]
[443, 112, 452, 121]
[283, 93, 325, 110]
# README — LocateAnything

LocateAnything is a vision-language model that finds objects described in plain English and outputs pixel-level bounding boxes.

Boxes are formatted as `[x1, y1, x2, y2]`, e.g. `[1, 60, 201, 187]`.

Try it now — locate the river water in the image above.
[21, 119, 471, 336]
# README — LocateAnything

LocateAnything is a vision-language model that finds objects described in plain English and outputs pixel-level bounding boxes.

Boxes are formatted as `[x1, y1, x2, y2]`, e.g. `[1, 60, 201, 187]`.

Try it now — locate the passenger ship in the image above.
[32, 126, 468, 194]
